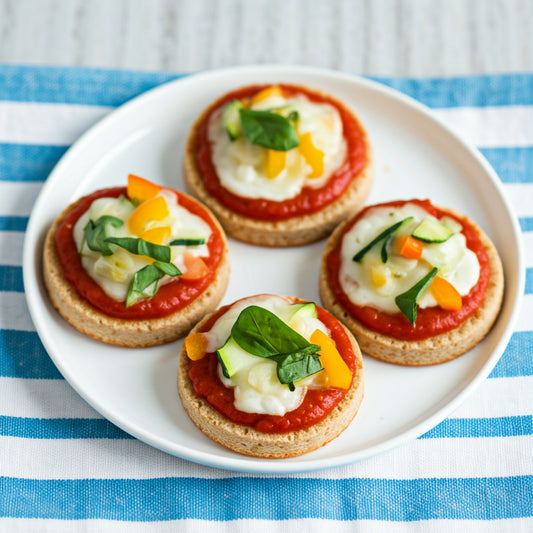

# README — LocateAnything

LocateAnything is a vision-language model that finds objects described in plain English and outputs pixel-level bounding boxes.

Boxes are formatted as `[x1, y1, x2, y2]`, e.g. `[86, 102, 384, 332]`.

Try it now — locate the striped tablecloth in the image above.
[0, 65, 531, 531]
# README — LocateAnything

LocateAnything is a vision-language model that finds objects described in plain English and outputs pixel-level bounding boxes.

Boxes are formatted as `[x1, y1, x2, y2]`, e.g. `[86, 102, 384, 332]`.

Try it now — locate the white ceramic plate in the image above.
[23, 66, 523, 474]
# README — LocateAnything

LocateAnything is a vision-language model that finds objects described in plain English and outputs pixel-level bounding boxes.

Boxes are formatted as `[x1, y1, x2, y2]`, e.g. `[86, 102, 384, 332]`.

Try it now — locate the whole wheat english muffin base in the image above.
[177, 299, 365, 458]
[182, 84, 374, 247]
[42, 195, 230, 348]
[319, 207, 504, 366]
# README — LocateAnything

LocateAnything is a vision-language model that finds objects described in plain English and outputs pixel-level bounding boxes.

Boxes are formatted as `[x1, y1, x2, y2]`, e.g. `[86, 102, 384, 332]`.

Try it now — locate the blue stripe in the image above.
[526, 268, 533, 295]
[4, 413, 529, 441]
[2, 329, 530, 381]
[0, 475, 530, 520]
[0, 330, 62, 379]
[490, 331, 533, 378]
[480, 147, 533, 184]
[372, 73, 533, 108]
[1, 65, 532, 109]
[0, 266, 23, 292]
[0, 64, 183, 107]
[520, 217, 533, 232]
[0, 216, 27, 231]
[420, 416, 533, 439]
[0, 416, 130, 440]
[0, 143, 67, 181]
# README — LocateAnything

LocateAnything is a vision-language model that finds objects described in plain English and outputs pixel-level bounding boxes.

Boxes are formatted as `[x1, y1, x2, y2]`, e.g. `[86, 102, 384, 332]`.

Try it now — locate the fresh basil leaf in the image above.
[353, 216, 414, 263]
[169, 238, 207, 246]
[104, 236, 171, 262]
[126, 261, 181, 307]
[394, 267, 438, 325]
[230, 305, 322, 388]
[83, 216, 124, 256]
[239, 108, 300, 151]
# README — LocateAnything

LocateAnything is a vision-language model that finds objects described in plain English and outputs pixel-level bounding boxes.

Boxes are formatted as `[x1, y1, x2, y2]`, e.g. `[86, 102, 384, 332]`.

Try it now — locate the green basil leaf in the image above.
[239, 108, 300, 151]
[83, 216, 123, 256]
[353, 216, 413, 263]
[104, 236, 171, 262]
[126, 261, 181, 307]
[169, 238, 207, 246]
[230, 305, 322, 388]
[394, 267, 438, 325]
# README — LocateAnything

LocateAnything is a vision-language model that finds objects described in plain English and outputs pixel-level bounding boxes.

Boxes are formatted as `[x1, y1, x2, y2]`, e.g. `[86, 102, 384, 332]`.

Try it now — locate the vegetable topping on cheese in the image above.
[208, 86, 347, 201]
[184, 295, 352, 416]
[73, 175, 212, 306]
[339, 203, 480, 324]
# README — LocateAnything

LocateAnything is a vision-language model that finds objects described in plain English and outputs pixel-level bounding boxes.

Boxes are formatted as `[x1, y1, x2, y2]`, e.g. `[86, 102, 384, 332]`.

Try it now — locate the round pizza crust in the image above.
[183, 84, 374, 247]
[319, 207, 504, 366]
[42, 193, 230, 348]
[177, 299, 364, 458]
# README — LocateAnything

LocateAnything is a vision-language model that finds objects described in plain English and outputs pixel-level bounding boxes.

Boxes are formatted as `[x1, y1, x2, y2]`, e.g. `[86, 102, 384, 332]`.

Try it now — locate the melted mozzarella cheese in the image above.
[206, 295, 329, 416]
[73, 190, 212, 302]
[208, 93, 347, 201]
[339, 203, 480, 313]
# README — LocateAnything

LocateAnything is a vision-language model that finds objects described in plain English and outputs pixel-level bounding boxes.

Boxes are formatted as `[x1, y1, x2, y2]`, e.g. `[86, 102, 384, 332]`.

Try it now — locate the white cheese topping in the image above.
[208, 92, 347, 201]
[339, 203, 480, 313]
[72, 189, 212, 302]
[204, 295, 329, 416]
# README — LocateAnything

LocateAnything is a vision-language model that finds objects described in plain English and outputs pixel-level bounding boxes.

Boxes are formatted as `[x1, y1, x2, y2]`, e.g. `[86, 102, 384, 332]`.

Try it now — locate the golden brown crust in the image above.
[42, 194, 230, 348]
[183, 84, 374, 247]
[177, 298, 364, 458]
[319, 207, 504, 366]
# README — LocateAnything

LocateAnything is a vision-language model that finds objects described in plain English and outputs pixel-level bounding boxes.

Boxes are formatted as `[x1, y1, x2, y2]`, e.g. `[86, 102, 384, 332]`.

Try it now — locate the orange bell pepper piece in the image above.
[397, 235, 424, 259]
[298, 132, 324, 178]
[310, 329, 352, 390]
[180, 253, 210, 281]
[128, 195, 169, 236]
[265, 149, 286, 178]
[430, 275, 462, 311]
[140, 226, 171, 245]
[185, 332, 209, 360]
[127, 174, 162, 204]
[251, 86, 283, 105]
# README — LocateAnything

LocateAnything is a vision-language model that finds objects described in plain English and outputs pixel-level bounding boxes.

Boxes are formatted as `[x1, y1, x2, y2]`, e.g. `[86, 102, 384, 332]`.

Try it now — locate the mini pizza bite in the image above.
[183, 84, 373, 246]
[177, 294, 364, 458]
[43, 175, 230, 347]
[319, 199, 504, 365]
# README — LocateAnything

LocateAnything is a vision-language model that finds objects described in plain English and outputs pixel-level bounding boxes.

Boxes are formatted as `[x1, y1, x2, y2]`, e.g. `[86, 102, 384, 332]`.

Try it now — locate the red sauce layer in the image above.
[188, 298, 357, 433]
[326, 199, 491, 341]
[195, 84, 368, 221]
[54, 186, 225, 320]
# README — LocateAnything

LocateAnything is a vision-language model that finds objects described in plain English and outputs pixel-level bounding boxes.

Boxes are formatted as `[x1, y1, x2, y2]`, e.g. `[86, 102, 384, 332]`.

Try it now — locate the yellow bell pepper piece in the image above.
[251, 85, 283, 106]
[140, 226, 171, 245]
[265, 149, 287, 178]
[185, 332, 209, 361]
[128, 195, 169, 236]
[127, 174, 162, 203]
[430, 275, 462, 311]
[371, 265, 389, 288]
[310, 329, 352, 390]
[298, 132, 324, 178]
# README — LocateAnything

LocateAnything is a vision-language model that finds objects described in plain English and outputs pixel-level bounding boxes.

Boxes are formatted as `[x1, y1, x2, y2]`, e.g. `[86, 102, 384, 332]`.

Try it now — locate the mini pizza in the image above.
[177, 294, 364, 458]
[183, 83, 373, 246]
[319, 199, 504, 365]
[43, 175, 230, 347]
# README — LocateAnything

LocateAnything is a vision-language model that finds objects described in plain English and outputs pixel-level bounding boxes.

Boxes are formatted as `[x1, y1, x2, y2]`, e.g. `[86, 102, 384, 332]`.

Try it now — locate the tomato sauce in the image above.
[195, 84, 369, 221]
[326, 199, 491, 340]
[54, 187, 225, 320]
[188, 301, 357, 433]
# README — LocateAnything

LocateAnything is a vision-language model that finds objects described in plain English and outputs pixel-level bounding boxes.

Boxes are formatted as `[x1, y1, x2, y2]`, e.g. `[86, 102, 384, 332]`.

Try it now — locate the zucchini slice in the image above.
[221, 99, 244, 140]
[412, 218, 455, 243]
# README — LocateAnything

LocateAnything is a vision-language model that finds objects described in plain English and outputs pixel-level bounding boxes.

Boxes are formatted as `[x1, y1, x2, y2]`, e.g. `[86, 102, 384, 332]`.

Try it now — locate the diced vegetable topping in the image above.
[397, 235, 424, 259]
[412, 217, 455, 243]
[179, 253, 210, 281]
[310, 329, 352, 389]
[265, 148, 287, 178]
[251, 86, 283, 105]
[128, 195, 169, 236]
[430, 275, 462, 311]
[140, 226, 171, 245]
[298, 132, 324, 178]
[127, 174, 162, 204]
[221, 99, 244, 140]
[185, 332, 209, 361]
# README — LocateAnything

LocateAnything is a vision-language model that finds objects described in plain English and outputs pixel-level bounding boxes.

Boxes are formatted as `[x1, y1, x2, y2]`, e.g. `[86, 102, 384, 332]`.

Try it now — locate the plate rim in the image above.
[22, 64, 525, 474]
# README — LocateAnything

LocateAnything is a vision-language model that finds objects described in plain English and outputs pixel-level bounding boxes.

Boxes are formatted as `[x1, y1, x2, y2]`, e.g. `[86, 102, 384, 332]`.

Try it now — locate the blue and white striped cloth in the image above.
[0, 65, 531, 531]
